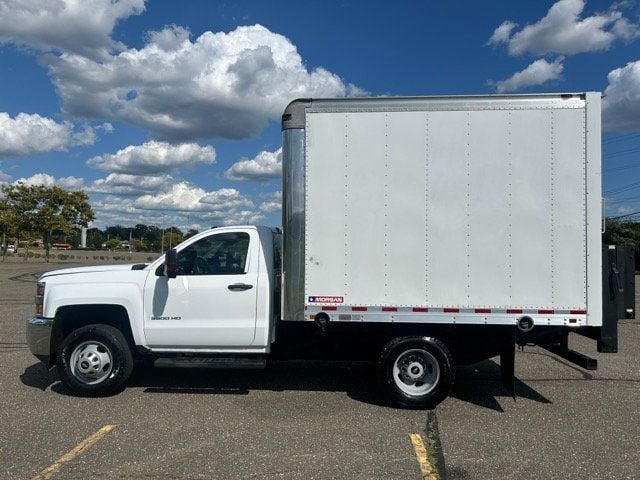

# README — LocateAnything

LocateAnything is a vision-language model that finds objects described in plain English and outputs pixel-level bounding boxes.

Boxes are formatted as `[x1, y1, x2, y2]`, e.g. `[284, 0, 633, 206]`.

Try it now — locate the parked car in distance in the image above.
[2, 244, 16, 253]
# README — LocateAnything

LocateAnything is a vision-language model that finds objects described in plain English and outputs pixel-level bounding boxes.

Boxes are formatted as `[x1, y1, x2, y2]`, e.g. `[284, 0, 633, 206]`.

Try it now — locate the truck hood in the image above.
[40, 264, 147, 279]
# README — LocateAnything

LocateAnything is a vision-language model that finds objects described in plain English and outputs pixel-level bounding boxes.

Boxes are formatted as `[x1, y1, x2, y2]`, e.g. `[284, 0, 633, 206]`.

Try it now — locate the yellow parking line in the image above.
[409, 433, 441, 480]
[31, 424, 116, 480]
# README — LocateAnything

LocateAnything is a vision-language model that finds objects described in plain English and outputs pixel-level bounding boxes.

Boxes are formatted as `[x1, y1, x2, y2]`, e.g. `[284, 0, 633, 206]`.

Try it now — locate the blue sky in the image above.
[1, 0, 639, 230]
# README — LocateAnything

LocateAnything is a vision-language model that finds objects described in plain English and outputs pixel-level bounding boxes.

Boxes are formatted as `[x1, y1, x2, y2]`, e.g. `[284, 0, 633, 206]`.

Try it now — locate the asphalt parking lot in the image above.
[1, 260, 639, 479]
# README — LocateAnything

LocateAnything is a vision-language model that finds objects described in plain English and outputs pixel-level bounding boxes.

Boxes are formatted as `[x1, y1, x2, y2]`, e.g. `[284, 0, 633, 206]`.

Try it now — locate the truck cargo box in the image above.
[282, 93, 602, 329]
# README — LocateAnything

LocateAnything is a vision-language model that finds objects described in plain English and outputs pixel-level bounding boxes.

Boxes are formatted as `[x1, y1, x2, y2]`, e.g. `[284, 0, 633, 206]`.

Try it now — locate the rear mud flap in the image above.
[500, 328, 516, 399]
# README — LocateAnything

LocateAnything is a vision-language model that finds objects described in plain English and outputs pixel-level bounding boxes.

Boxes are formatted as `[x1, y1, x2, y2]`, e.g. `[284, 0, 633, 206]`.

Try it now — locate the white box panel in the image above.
[509, 110, 554, 307]
[344, 113, 388, 304]
[303, 95, 597, 320]
[386, 112, 428, 305]
[585, 93, 602, 325]
[467, 111, 512, 307]
[304, 113, 347, 300]
[552, 109, 587, 308]
[426, 111, 470, 306]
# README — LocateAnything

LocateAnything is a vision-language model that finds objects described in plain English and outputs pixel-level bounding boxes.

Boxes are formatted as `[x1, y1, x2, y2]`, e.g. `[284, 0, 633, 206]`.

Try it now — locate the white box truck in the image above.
[27, 93, 607, 408]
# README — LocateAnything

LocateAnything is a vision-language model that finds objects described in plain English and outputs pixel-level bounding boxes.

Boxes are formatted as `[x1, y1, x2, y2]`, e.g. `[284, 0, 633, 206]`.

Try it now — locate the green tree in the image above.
[603, 218, 640, 270]
[184, 228, 199, 239]
[163, 227, 183, 250]
[86, 227, 106, 249]
[130, 239, 147, 252]
[105, 225, 128, 241]
[1, 183, 95, 261]
[143, 225, 161, 251]
[132, 224, 149, 240]
[0, 196, 19, 260]
[104, 238, 120, 250]
[603, 219, 640, 249]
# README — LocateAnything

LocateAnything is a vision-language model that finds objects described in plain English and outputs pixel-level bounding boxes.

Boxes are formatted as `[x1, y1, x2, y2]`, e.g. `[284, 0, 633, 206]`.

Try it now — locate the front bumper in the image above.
[26, 316, 54, 362]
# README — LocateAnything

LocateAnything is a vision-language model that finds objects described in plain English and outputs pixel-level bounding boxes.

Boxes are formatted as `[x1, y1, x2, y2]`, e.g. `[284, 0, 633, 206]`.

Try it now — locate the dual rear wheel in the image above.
[378, 336, 455, 408]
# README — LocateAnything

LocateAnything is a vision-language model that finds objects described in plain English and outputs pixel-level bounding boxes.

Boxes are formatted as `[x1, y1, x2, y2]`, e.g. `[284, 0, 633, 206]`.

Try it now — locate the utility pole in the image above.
[160, 214, 165, 254]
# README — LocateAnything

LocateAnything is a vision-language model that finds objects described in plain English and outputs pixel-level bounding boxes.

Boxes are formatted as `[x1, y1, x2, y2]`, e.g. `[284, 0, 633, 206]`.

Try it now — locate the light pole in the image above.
[160, 214, 165, 254]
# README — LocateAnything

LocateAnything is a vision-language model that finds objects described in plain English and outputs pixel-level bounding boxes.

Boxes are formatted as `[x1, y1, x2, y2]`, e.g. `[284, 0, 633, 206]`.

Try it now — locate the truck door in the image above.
[143, 228, 259, 348]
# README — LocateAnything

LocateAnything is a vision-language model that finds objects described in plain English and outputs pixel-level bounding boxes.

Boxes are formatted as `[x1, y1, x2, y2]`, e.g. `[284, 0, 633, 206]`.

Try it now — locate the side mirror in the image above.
[165, 248, 178, 278]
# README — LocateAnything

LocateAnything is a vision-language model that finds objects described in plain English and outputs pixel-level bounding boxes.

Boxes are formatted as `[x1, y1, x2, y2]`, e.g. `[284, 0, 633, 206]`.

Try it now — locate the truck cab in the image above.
[27, 226, 281, 395]
[142, 225, 279, 352]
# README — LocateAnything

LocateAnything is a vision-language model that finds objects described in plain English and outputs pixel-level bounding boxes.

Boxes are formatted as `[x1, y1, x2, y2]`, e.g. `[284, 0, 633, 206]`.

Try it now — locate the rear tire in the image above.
[57, 324, 133, 397]
[378, 336, 455, 408]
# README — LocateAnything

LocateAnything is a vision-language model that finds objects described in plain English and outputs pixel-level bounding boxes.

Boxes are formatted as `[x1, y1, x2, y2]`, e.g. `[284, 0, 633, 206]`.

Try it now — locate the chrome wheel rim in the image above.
[70, 340, 113, 384]
[392, 348, 440, 396]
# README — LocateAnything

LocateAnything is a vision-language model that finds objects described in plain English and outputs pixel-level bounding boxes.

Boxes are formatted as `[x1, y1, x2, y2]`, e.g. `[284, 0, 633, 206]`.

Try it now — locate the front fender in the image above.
[44, 281, 146, 347]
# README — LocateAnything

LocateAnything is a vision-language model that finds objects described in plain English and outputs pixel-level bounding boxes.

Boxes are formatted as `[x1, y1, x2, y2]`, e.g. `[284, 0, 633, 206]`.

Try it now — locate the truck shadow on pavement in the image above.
[20, 363, 58, 391]
[22, 358, 560, 411]
[451, 360, 553, 412]
[134, 361, 391, 407]
[20, 360, 389, 406]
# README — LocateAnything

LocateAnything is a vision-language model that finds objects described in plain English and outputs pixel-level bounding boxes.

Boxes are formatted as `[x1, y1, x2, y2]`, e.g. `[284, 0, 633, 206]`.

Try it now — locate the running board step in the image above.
[154, 357, 266, 369]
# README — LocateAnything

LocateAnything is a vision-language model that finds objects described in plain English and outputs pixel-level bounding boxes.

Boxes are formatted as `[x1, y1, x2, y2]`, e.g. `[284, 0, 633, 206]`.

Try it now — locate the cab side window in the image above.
[176, 232, 250, 275]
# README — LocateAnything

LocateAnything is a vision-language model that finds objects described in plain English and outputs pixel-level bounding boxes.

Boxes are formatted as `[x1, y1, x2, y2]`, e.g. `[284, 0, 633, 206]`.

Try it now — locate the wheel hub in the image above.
[392, 349, 441, 397]
[70, 341, 113, 385]
[406, 362, 424, 380]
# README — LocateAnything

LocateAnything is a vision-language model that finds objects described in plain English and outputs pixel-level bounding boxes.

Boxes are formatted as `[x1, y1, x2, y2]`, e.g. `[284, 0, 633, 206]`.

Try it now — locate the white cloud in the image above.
[0, 112, 104, 158]
[0, 112, 69, 157]
[70, 122, 113, 145]
[489, 0, 638, 56]
[87, 182, 262, 229]
[86, 140, 215, 174]
[90, 193, 265, 230]
[259, 190, 281, 213]
[97, 122, 114, 133]
[216, 210, 265, 226]
[615, 205, 634, 216]
[14, 172, 85, 190]
[0, 0, 145, 59]
[90, 196, 145, 226]
[88, 173, 174, 195]
[612, 17, 640, 41]
[488, 21, 517, 46]
[200, 188, 255, 209]
[3, 170, 265, 231]
[44, 24, 363, 141]
[71, 124, 96, 146]
[492, 57, 564, 93]
[0, 171, 11, 183]
[134, 183, 253, 212]
[225, 147, 281, 181]
[603, 60, 640, 131]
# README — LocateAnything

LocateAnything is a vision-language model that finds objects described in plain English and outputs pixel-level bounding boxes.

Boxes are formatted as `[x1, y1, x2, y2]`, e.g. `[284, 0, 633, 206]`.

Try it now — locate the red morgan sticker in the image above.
[308, 296, 344, 303]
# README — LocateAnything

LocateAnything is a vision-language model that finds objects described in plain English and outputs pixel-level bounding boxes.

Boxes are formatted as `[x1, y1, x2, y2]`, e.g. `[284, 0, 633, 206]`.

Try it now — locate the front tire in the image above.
[57, 324, 133, 397]
[378, 336, 455, 408]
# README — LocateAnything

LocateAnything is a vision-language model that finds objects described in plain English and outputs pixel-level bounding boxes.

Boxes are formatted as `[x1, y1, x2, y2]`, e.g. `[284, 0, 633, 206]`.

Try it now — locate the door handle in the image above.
[228, 283, 253, 291]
